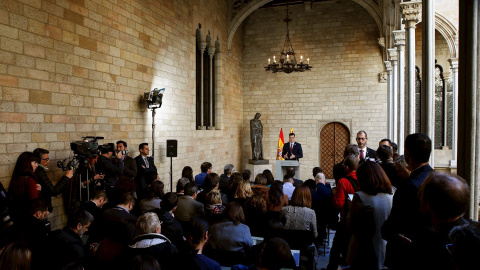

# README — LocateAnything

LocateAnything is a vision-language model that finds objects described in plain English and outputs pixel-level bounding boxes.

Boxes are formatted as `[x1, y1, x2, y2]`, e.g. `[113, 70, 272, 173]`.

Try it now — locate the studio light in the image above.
[144, 88, 165, 109]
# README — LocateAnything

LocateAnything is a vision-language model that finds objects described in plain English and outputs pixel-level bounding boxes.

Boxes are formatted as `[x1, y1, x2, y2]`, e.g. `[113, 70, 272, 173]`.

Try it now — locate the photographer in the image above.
[116, 141, 137, 180]
[95, 143, 124, 198]
[73, 154, 105, 202]
[33, 148, 73, 213]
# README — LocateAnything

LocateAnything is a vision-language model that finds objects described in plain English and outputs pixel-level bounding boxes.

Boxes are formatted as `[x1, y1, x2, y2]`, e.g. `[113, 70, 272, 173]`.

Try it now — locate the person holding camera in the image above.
[96, 143, 124, 199]
[116, 141, 137, 180]
[33, 148, 74, 213]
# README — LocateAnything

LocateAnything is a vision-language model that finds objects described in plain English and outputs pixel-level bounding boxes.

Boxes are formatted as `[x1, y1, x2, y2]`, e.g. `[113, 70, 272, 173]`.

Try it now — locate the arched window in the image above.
[196, 24, 219, 130]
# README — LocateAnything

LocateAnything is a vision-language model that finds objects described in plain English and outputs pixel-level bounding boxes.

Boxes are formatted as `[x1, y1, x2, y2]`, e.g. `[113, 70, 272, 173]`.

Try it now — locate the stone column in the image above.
[393, 30, 406, 155]
[449, 58, 459, 167]
[385, 61, 393, 139]
[196, 27, 206, 129]
[388, 48, 399, 143]
[401, 2, 422, 135]
[422, 0, 435, 167]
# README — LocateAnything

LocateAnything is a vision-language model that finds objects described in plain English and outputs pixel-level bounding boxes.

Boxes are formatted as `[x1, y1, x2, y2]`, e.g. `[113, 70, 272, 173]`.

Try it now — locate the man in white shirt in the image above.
[282, 175, 295, 200]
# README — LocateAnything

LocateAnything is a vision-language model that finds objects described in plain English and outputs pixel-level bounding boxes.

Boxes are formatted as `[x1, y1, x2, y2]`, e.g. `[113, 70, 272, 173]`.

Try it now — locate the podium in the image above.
[275, 160, 301, 180]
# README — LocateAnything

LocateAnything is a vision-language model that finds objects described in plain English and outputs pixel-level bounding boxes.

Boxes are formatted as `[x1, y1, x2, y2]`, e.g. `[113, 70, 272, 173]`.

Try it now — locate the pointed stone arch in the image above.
[435, 12, 458, 58]
[227, 0, 384, 54]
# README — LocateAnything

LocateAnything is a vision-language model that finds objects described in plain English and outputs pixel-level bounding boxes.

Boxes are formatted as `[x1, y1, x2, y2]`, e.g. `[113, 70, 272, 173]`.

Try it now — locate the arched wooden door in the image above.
[320, 122, 350, 179]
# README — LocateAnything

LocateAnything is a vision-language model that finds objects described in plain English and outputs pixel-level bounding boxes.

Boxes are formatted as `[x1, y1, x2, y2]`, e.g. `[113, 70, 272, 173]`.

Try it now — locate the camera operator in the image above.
[95, 144, 124, 198]
[33, 148, 73, 213]
[74, 154, 105, 202]
[116, 141, 137, 180]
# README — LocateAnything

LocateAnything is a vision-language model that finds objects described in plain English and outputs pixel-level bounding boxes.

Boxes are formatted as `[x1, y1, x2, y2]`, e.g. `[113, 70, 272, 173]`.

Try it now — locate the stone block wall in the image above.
[241, 1, 386, 179]
[0, 0, 244, 230]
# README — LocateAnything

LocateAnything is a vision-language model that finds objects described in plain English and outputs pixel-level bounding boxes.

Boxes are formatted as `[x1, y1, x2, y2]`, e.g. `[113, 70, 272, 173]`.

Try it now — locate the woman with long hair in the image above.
[182, 166, 194, 183]
[8, 152, 41, 222]
[281, 186, 318, 238]
[139, 181, 165, 213]
[184, 216, 221, 270]
[227, 173, 243, 202]
[347, 161, 393, 270]
[0, 242, 32, 270]
[262, 169, 275, 187]
[267, 181, 288, 218]
[233, 181, 253, 206]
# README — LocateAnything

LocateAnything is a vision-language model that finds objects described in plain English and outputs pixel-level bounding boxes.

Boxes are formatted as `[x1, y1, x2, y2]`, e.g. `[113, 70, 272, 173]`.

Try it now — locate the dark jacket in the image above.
[128, 233, 179, 270]
[35, 167, 71, 211]
[96, 155, 124, 187]
[153, 208, 184, 248]
[135, 155, 157, 199]
[381, 164, 433, 269]
[102, 206, 137, 244]
[118, 155, 137, 179]
[49, 227, 89, 269]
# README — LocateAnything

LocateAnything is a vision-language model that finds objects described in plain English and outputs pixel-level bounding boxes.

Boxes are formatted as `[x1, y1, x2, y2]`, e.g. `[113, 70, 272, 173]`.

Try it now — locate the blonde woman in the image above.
[234, 181, 253, 206]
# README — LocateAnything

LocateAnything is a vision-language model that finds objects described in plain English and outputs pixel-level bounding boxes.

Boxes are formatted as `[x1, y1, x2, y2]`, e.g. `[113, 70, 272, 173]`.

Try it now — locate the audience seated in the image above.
[131, 254, 161, 270]
[281, 186, 318, 238]
[175, 183, 204, 224]
[195, 162, 212, 189]
[243, 192, 268, 237]
[250, 174, 269, 201]
[183, 216, 221, 270]
[197, 173, 228, 206]
[139, 181, 164, 214]
[176, 177, 191, 196]
[102, 192, 137, 245]
[83, 190, 108, 245]
[282, 175, 295, 200]
[242, 169, 252, 182]
[0, 242, 32, 270]
[347, 161, 393, 270]
[128, 212, 178, 270]
[412, 172, 470, 270]
[227, 173, 243, 202]
[204, 190, 225, 225]
[332, 144, 359, 184]
[181, 166, 194, 183]
[266, 181, 288, 220]
[231, 237, 295, 270]
[49, 209, 93, 269]
[154, 192, 184, 249]
[312, 172, 336, 239]
[382, 133, 433, 270]
[262, 169, 275, 187]
[286, 167, 303, 187]
[233, 180, 253, 206]
[219, 164, 234, 194]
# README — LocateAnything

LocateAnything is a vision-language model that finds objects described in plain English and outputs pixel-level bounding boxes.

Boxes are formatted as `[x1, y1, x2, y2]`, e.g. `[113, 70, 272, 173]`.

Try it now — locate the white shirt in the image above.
[283, 182, 295, 200]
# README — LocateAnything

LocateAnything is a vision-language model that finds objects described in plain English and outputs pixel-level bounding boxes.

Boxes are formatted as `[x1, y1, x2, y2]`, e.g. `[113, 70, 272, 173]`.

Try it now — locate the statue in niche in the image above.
[250, 113, 264, 160]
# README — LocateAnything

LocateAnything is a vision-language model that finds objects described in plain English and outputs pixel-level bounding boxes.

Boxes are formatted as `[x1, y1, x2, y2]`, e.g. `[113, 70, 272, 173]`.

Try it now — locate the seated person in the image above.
[207, 202, 253, 254]
[197, 173, 227, 205]
[153, 192, 184, 248]
[176, 177, 191, 196]
[195, 162, 212, 189]
[49, 209, 94, 269]
[102, 192, 137, 245]
[204, 190, 225, 225]
[128, 212, 178, 270]
[449, 222, 480, 270]
[281, 186, 318, 238]
[175, 183, 204, 224]
[183, 216, 221, 270]
[231, 237, 295, 270]
[266, 181, 288, 220]
[139, 180, 164, 213]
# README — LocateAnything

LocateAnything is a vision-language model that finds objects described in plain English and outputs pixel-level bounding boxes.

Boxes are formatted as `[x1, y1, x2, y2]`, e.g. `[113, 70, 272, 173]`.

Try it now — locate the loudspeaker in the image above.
[166, 140, 177, 157]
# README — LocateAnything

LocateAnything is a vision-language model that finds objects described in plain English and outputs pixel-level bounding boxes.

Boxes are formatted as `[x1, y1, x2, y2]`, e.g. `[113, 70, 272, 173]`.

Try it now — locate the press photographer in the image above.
[33, 148, 73, 213]
[116, 140, 137, 180]
[95, 143, 124, 200]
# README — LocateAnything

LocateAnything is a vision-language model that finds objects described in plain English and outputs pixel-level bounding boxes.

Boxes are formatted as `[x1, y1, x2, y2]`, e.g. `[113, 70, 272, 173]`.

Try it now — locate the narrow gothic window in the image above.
[196, 25, 217, 130]
[415, 66, 422, 134]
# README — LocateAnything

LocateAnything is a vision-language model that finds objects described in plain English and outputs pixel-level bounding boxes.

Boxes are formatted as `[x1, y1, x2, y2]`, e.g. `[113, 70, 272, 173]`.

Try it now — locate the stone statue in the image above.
[250, 113, 263, 160]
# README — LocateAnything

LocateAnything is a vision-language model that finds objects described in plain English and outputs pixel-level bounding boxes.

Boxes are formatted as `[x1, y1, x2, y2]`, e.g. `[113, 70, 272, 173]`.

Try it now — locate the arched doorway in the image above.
[320, 122, 350, 179]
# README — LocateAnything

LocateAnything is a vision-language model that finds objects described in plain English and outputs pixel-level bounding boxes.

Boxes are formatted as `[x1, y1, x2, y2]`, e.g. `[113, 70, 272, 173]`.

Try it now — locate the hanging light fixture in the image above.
[265, 4, 312, 74]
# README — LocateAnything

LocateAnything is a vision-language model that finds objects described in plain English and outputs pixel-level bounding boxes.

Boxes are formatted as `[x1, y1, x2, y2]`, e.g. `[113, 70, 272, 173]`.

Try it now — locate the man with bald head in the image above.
[412, 172, 470, 270]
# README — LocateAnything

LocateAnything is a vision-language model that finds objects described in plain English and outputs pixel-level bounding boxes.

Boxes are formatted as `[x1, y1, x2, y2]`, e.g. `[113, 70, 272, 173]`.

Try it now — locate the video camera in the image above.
[57, 136, 106, 171]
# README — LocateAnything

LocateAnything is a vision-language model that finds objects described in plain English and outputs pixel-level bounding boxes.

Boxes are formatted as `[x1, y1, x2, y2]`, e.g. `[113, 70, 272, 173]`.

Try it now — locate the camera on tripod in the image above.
[57, 136, 105, 171]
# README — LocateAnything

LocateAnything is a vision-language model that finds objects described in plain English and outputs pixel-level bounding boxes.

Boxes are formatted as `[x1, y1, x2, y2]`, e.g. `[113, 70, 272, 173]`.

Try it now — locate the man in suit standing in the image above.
[356, 130, 377, 163]
[116, 141, 137, 180]
[283, 133, 303, 160]
[135, 143, 157, 200]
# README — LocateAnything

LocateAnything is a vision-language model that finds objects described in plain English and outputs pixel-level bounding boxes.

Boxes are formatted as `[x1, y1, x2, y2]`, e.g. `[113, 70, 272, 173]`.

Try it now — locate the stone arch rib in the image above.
[435, 12, 458, 59]
[352, 0, 384, 38]
[228, 0, 274, 54]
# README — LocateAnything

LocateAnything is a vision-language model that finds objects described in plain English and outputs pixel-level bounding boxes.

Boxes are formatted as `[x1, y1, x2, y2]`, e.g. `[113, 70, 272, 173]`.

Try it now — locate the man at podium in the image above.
[283, 133, 303, 160]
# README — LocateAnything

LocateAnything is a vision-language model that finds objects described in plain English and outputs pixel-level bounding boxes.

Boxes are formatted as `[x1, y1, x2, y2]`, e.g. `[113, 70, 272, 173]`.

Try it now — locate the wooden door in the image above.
[320, 122, 350, 178]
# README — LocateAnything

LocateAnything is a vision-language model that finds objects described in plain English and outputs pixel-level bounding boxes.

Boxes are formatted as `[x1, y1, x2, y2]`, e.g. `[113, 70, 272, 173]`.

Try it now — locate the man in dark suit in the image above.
[135, 143, 157, 200]
[83, 190, 108, 244]
[175, 183, 204, 223]
[116, 141, 137, 180]
[356, 130, 377, 163]
[381, 133, 433, 270]
[102, 192, 137, 245]
[283, 133, 303, 160]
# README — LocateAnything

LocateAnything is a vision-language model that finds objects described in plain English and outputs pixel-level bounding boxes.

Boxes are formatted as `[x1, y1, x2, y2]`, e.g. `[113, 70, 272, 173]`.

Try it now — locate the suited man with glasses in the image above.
[355, 130, 377, 163]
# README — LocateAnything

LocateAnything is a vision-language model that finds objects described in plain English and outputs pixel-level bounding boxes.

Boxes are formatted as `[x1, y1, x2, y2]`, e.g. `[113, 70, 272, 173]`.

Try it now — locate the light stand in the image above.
[143, 88, 165, 158]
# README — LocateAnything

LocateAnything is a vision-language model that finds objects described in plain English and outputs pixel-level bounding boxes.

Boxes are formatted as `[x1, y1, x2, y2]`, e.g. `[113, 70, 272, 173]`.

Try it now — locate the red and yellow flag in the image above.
[290, 127, 294, 134]
[277, 128, 285, 160]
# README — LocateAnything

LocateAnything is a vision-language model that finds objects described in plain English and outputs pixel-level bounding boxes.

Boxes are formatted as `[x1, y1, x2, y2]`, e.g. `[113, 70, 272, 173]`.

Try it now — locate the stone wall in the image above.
[0, 0, 244, 230]
[241, 1, 386, 179]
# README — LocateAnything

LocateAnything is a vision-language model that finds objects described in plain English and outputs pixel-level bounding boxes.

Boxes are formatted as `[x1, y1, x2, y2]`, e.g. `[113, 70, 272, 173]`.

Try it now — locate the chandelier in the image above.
[265, 5, 312, 74]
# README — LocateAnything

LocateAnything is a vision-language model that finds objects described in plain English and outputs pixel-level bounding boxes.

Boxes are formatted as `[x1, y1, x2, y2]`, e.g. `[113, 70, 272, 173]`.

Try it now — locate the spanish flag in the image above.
[277, 128, 285, 160]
